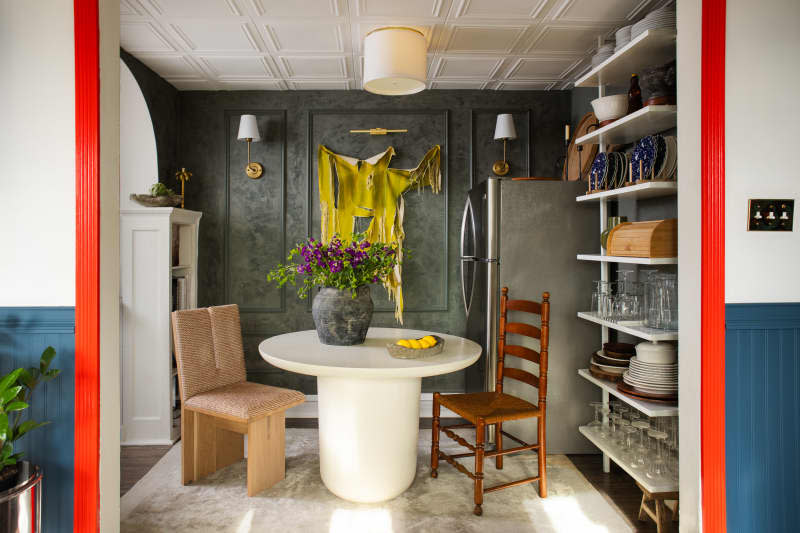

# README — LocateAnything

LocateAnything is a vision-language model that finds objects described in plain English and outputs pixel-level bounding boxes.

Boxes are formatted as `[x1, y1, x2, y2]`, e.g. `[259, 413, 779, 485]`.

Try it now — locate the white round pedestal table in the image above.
[258, 327, 481, 503]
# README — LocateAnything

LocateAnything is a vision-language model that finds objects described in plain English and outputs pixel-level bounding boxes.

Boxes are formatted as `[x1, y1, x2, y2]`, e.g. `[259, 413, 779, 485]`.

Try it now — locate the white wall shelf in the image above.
[578, 369, 678, 417]
[577, 254, 678, 265]
[578, 312, 678, 341]
[576, 105, 677, 147]
[576, 181, 677, 203]
[575, 29, 677, 88]
[578, 426, 678, 493]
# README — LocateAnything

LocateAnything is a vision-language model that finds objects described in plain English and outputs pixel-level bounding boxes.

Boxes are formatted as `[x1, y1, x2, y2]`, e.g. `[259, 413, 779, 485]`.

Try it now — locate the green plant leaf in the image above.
[17, 369, 33, 389]
[0, 368, 23, 395]
[15, 420, 48, 440]
[4, 402, 27, 412]
[40, 346, 56, 372]
[0, 386, 22, 405]
[42, 369, 61, 382]
[0, 413, 8, 441]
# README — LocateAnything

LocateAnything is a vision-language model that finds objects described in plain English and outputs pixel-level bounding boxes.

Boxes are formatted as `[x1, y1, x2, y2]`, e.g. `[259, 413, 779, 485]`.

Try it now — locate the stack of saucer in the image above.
[631, 5, 677, 39]
[622, 357, 677, 397]
[614, 25, 632, 52]
[591, 42, 615, 66]
[589, 342, 635, 380]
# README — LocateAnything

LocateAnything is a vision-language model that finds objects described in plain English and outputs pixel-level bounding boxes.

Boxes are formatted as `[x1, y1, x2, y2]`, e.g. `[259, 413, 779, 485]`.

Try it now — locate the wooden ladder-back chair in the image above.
[431, 287, 550, 516]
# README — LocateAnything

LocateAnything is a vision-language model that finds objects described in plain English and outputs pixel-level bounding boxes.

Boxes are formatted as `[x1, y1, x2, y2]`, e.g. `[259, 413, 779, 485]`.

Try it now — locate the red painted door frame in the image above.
[69, 0, 728, 529]
[74, 0, 100, 531]
[701, 0, 727, 531]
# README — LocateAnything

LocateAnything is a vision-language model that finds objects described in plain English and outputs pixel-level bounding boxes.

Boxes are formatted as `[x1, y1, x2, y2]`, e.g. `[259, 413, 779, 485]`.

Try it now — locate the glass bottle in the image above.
[627, 74, 643, 114]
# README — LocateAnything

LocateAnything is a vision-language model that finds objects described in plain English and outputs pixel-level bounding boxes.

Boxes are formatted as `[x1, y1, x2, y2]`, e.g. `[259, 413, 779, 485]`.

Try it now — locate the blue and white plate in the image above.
[590, 152, 608, 190]
[632, 136, 656, 181]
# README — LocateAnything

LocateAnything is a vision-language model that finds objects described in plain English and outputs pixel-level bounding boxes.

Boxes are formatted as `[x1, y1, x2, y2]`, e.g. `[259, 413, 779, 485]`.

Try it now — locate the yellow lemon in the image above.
[422, 335, 437, 346]
[396, 339, 412, 348]
[408, 339, 423, 349]
[418, 338, 433, 349]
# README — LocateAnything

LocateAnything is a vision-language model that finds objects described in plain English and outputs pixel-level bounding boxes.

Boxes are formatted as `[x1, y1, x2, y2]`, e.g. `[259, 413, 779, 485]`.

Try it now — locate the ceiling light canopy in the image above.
[363, 27, 427, 96]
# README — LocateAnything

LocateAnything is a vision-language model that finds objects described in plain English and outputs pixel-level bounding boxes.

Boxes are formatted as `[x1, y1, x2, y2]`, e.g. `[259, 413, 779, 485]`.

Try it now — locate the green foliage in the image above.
[267, 233, 403, 299]
[0, 347, 60, 468]
[149, 182, 175, 197]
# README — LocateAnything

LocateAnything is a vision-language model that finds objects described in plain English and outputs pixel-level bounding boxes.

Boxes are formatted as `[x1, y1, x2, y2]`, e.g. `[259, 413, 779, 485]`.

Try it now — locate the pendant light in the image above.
[363, 27, 427, 96]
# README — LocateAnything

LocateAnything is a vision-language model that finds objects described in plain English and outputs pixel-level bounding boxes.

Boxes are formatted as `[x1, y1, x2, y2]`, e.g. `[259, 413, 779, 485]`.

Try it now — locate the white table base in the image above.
[317, 376, 421, 503]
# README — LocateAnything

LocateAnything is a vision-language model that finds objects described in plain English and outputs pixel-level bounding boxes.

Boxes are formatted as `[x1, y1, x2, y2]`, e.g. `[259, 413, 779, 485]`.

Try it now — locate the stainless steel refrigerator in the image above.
[460, 177, 601, 453]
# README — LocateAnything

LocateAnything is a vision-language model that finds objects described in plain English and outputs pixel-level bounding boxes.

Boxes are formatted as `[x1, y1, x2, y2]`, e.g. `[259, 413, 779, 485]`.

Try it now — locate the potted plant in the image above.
[268, 233, 402, 345]
[0, 347, 60, 531]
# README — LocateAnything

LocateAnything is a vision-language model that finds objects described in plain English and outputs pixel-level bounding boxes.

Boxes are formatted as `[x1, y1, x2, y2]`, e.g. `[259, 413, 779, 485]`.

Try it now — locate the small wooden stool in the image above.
[636, 482, 678, 533]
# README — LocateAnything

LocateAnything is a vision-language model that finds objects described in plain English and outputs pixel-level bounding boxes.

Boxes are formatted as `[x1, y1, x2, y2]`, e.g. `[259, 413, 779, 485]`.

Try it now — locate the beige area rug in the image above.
[121, 429, 633, 533]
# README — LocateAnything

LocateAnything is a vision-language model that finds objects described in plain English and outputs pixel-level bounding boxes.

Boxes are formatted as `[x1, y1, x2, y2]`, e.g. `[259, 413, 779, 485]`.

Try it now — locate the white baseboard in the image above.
[285, 393, 460, 419]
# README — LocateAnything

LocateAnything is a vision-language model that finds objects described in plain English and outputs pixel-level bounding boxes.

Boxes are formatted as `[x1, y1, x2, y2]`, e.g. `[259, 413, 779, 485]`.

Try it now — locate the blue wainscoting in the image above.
[726, 303, 800, 533]
[0, 307, 74, 532]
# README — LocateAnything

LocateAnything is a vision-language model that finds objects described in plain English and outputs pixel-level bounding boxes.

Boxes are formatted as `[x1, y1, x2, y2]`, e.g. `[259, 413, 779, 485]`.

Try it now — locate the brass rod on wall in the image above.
[349, 128, 408, 135]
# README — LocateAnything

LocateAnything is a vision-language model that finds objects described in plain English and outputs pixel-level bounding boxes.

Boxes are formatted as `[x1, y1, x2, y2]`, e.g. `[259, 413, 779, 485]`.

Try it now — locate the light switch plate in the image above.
[748, 199, 794, 231]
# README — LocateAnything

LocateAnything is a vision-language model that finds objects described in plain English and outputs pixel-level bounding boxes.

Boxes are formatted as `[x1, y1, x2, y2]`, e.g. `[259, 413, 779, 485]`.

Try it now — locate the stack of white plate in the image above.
[614, 25, 632, 52]
[623, 356, 677, 395]
[631, 5, 677, 39]
[591, 42, 615, 66]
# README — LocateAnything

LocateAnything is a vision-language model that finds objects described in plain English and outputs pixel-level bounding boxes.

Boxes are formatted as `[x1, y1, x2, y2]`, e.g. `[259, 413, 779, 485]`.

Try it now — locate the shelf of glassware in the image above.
[578, 369, 678, 417]
[576, 181, 677, 203]
[578, 426, 678, 493]
[575, 105, 677, 147]
[577, 254, 677, 265]
[575, 28, 677, 88]
[577, 311, 678, 342]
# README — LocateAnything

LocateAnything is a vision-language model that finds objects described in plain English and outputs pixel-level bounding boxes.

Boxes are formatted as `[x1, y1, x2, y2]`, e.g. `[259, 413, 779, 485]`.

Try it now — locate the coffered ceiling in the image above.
[120, 0, 672, 91]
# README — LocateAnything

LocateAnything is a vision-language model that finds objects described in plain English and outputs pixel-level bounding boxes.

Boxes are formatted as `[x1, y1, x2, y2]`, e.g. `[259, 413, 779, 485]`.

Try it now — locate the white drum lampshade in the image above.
[494, 114, 517, 141]
[363, 27, 427, 96]
[237, 114, 261, 141]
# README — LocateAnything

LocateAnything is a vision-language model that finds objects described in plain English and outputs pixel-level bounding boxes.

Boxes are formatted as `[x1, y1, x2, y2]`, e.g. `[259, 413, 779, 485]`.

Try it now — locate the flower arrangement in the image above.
[267, 233, 402, 299]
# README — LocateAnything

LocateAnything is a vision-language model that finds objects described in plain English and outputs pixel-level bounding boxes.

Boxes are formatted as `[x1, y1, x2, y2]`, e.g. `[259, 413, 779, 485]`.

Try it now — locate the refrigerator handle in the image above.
[460, 196, 477, 314]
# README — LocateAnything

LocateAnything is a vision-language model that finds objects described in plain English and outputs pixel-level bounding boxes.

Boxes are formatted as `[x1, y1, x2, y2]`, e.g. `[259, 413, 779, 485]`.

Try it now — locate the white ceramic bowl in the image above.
[635, 341, 677, 365]
[590, 94, 628, 122]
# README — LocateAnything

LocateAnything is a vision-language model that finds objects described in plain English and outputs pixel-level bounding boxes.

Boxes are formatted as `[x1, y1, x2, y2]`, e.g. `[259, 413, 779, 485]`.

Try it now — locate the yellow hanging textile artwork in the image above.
[318, 144, 441, 322]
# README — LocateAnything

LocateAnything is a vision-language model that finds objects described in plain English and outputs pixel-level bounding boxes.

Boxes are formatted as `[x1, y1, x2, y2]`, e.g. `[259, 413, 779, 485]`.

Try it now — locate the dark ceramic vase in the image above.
[312, 286, 374, 346]
[640, 60, 676, 104]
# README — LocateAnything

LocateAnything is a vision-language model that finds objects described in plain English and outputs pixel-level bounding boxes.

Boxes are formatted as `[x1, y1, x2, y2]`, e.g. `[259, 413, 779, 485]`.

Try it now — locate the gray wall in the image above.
[120, 49, 179, 185]
[176, 89, 571, 394]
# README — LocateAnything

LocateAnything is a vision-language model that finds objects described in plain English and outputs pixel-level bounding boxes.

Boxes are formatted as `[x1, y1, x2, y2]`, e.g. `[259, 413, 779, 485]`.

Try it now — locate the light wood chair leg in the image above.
[247, 412, 286, 496]
[473, 420, 485, 516]
[638, 491, 650, 521]
[537, 415, 547, 498]
[195, 412, 218, 480]
[431, 393, 440, 478]
[495, 422, 503, 470]
[181, 408, 196, 485]
[216, 427, 244, 470]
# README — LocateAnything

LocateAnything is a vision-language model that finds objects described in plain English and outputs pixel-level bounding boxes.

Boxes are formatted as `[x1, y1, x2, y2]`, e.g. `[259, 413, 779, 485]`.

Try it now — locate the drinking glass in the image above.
[616, 418, 631, 447]
[620, 425, 638, 464]
[588, 402, 603, 429]
[646, 430, 668, 479]
[599, 407, 612, 438]
[631, 420, 650, 469]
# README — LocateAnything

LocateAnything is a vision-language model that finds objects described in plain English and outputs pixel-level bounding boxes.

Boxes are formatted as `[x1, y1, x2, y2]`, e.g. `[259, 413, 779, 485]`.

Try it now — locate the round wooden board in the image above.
[563, 112, 599, 181]
[617, 380, 678, 404]
[589, 364, 623, 382]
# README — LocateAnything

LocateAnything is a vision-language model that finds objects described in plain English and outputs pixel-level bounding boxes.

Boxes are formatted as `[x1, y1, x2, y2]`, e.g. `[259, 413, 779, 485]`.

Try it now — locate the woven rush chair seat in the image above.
[438, 391, 541, 425]
[431, 288, 550, 516]
[184, 381, 305, 421]
[171, 304, 304, 496]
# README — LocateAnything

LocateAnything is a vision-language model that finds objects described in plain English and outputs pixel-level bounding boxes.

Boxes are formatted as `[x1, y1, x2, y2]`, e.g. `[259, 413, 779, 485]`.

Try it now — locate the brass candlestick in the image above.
[175, 167, 192, 209]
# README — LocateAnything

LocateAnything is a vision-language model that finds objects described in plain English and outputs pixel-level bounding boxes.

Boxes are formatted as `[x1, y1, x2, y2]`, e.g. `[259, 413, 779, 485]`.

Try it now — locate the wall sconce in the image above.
[237, 114, 263, 179]
[492, 113, 517, 176]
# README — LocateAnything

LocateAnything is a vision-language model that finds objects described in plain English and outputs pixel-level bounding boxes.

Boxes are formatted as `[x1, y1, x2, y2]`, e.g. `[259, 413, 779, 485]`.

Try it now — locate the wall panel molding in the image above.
[223, 109, 287, 313]
[306, 109, 450, 313]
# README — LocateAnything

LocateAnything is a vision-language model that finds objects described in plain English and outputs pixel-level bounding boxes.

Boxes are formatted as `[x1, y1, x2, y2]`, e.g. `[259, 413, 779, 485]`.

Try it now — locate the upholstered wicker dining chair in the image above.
[171, 304, 305, 496]
[431, 287, 550, 516]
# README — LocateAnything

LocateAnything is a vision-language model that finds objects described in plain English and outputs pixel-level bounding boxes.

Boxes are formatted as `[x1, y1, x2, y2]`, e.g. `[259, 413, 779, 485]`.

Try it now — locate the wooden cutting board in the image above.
[563, 112, 599, 181]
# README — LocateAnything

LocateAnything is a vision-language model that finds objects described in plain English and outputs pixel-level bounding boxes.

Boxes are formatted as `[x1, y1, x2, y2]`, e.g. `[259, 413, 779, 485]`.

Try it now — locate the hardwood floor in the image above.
[120, 445, 172, 496]
[120, 425, 666, 532]
[566, 454, 661, 532]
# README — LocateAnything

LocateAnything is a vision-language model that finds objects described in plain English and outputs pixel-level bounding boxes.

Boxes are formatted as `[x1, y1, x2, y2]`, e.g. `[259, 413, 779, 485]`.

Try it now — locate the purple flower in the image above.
[360, 240, 371, 249]
[330, 260, 343, 273]
[372, 276, 379, 283]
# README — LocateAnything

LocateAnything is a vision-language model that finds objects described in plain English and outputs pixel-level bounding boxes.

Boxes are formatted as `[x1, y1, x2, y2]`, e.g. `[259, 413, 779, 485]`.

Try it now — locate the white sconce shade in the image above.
[363, 27, 427, 96]
[494, 114, 517, 141]
[237, 114, 262, 141]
